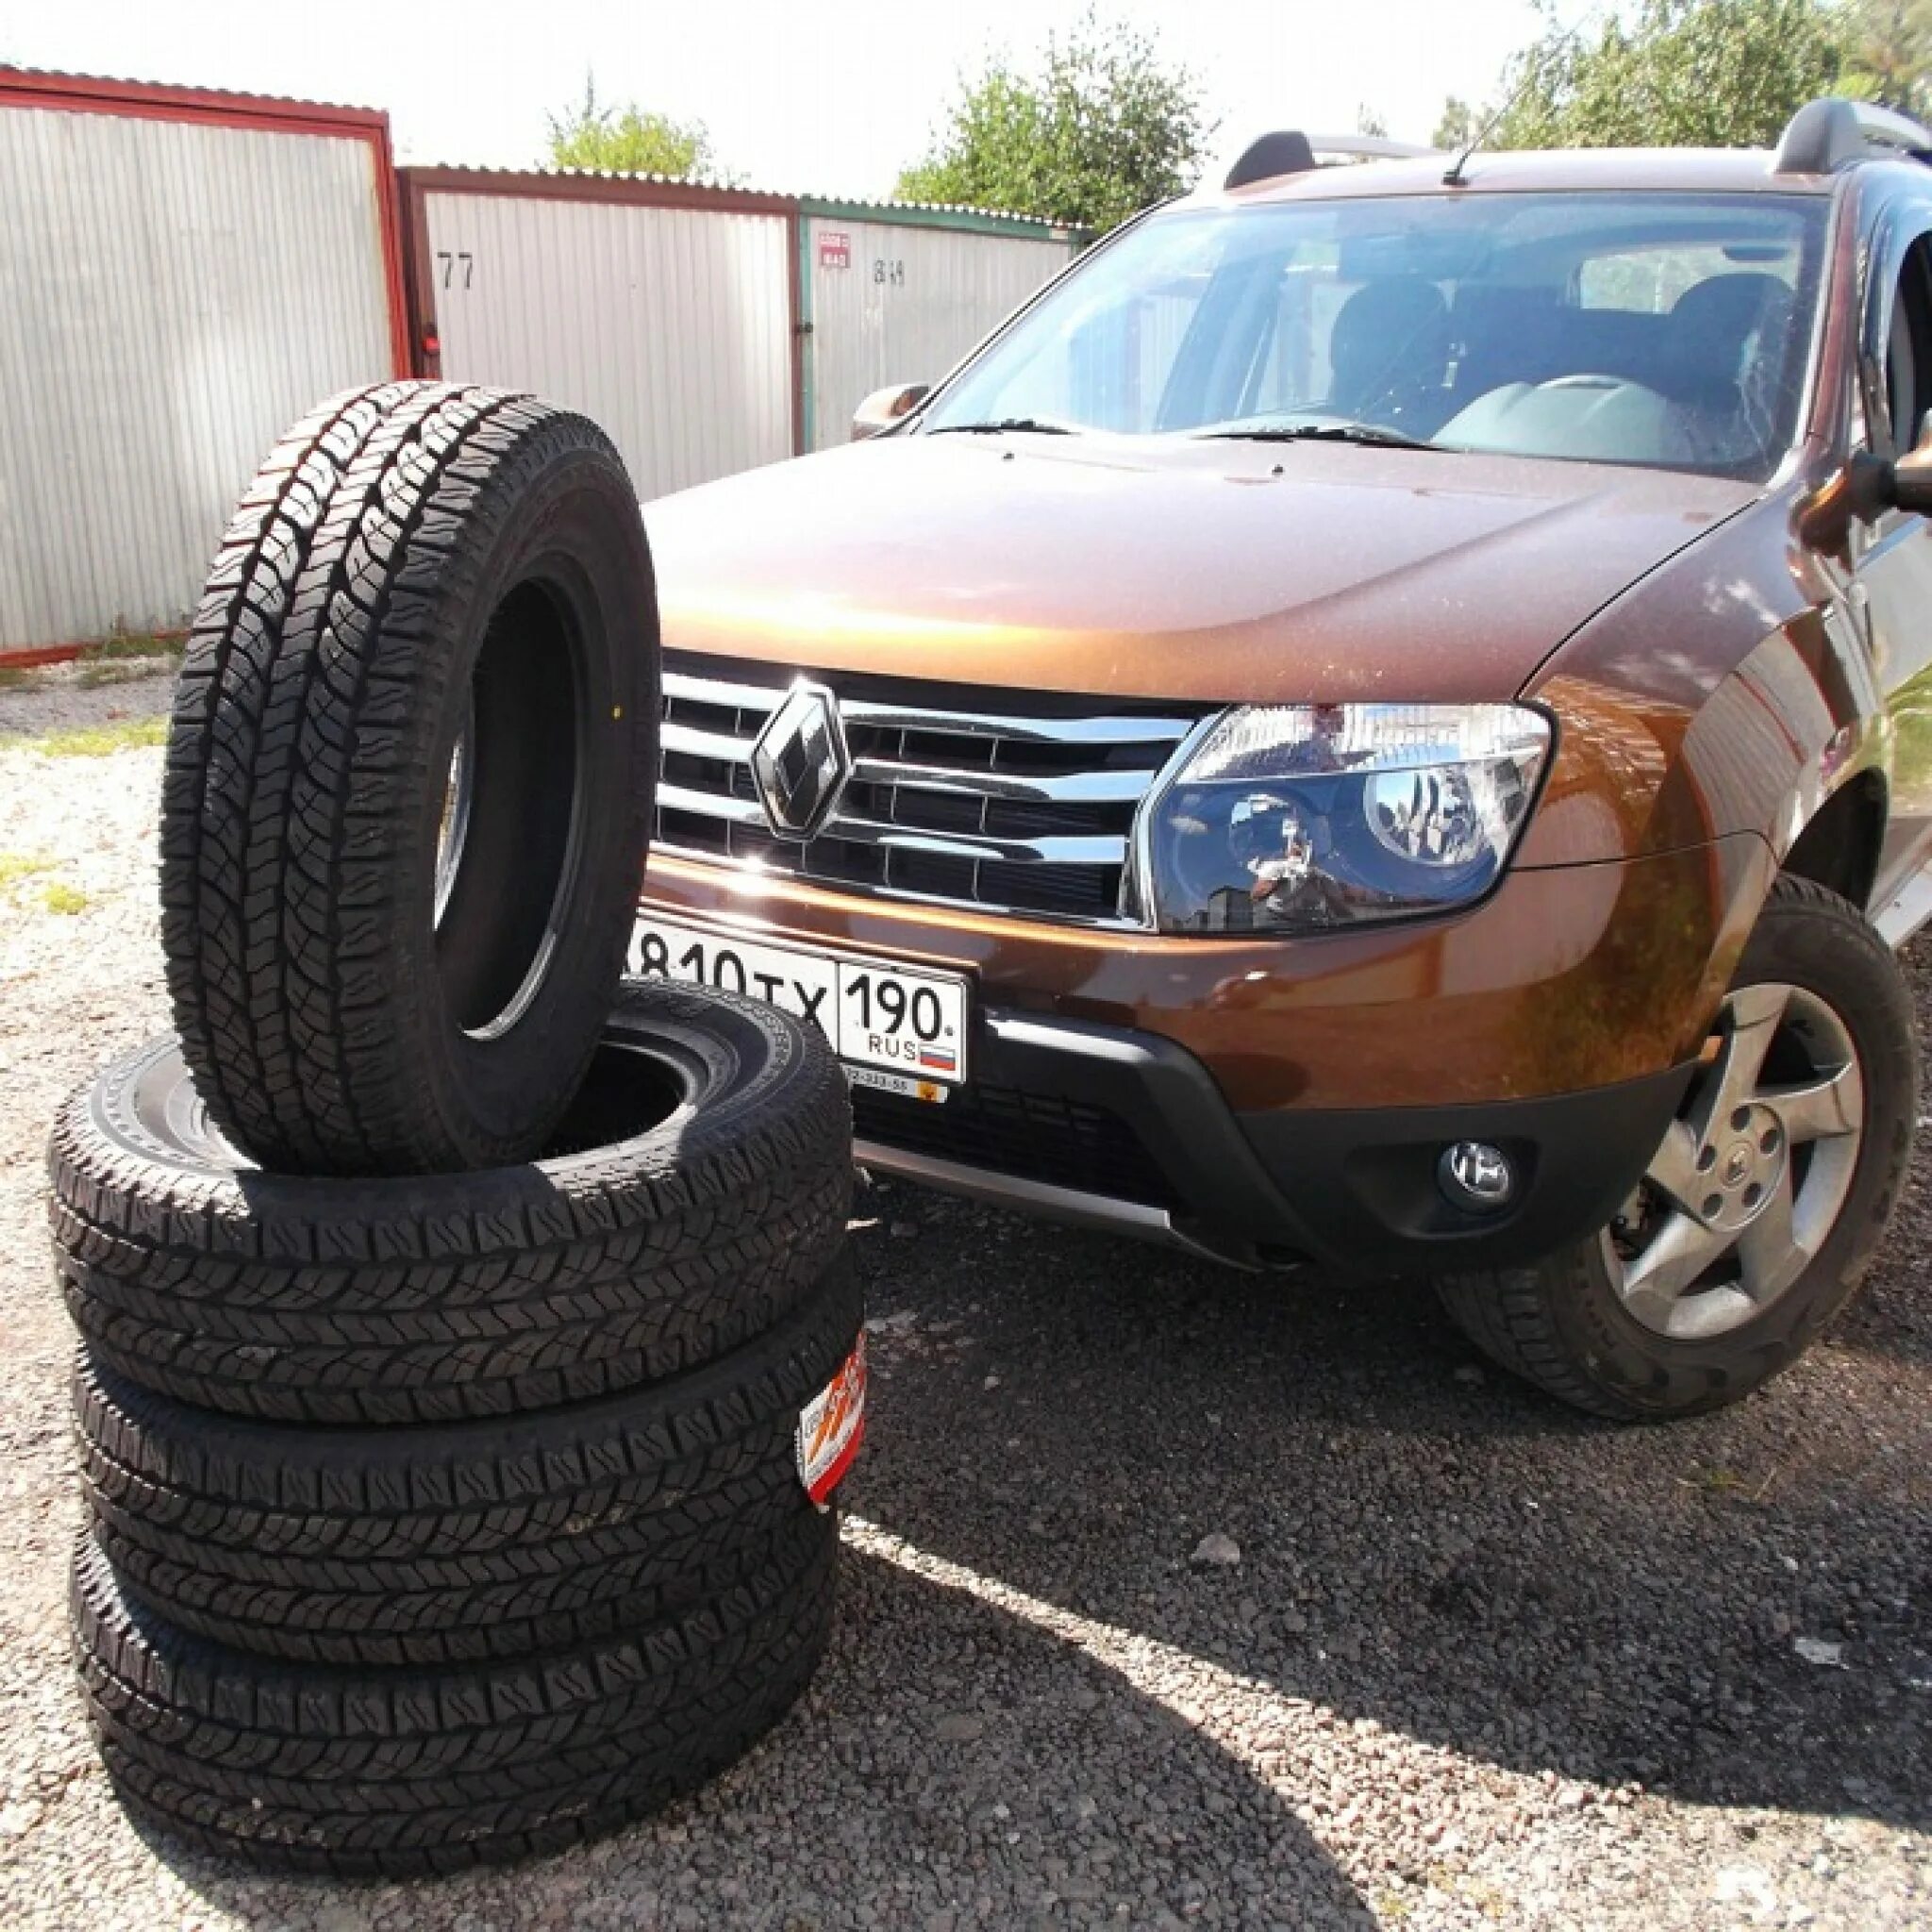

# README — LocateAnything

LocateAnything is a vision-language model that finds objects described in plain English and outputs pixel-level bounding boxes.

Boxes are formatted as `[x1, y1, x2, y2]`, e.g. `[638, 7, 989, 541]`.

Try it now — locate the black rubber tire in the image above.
[51, 982, 852, 1424]
[159, 380, 658, 1177]
[73, 1512, 837, 1876]
[1435, 877, 1917, 1419]
[76, 1257, 860, 1666]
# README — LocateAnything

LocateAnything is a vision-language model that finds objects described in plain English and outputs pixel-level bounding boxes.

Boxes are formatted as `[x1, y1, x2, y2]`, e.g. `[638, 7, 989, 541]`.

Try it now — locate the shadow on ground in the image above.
[104, 1176, 1930, 1928]
[123, 959, 1932, 1927]
[88, 1181, 1932, 1932]
[850, 1176, 1931, 1840]
[140, 1483, 1374, 1927]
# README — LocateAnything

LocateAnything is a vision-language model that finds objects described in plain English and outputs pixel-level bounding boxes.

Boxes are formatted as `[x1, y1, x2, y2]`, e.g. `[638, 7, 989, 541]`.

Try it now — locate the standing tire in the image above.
[72, 1511, 837, 1876]
[1436, 877, 1917, 1419]
[51, 982, 852, 1424]
[75, 1257, 862, 1666]
[159, 381, 658, 1176]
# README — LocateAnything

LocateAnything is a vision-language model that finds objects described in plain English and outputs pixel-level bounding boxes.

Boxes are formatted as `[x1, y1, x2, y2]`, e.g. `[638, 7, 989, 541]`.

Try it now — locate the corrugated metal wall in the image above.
[0, 100, 396, 651]
[803, 213, 1074, 448]
[418, 188, 795, 501]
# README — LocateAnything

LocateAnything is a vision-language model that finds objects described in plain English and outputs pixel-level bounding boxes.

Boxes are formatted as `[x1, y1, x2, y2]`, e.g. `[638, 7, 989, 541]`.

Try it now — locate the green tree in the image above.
[1467, 0, 1851, 150]
[545, 75, 728, 180]
[1432, 95, 1477, 151]
[1839, 0, 1932, 113]
[1356, 104, 1390, 139]
[896, 11, 1208, 233]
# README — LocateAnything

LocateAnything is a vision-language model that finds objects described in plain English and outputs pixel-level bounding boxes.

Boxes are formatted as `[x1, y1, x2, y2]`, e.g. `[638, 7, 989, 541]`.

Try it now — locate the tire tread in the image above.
[75, 1262, 859, 1664]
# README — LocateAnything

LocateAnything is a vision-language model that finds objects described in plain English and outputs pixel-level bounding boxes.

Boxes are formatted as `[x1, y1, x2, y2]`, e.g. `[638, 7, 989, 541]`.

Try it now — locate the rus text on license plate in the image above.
[630, 914, 970, 1086]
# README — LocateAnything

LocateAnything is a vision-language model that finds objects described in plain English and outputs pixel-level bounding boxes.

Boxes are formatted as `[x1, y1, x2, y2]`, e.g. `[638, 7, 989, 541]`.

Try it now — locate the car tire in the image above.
[75, 1254, 859, 1667]
[52, 982, 852, 1424]
[158, 380, 658, 1176]
[1436, 876, 1916, 1419]
[72, 1509, 836, 1876]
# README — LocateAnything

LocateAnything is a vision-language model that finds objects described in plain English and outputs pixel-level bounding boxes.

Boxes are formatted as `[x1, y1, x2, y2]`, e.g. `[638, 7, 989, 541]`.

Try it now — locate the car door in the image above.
[1854, 201, 1932, 908]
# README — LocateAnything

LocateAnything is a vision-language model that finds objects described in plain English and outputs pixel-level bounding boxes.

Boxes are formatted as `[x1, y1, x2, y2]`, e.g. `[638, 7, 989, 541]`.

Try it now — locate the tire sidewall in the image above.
[64, 981, 838, 1238]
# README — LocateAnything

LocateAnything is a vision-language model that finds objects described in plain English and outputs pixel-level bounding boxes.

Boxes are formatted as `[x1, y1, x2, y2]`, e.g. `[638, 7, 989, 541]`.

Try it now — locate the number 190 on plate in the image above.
[630, 914, 970, 1085]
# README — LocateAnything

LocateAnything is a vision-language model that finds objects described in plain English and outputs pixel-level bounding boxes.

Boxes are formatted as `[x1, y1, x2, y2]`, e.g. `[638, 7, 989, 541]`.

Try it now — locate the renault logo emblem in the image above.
[751, 681, 852, 839]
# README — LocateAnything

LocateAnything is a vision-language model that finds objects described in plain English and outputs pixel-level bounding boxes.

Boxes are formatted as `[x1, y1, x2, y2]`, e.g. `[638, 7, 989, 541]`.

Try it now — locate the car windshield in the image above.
[922, 192, 1828, 481]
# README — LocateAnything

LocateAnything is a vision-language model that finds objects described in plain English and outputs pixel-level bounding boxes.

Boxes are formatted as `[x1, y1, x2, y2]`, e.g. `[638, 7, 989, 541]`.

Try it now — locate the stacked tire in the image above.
[50, 383, 862, 1874]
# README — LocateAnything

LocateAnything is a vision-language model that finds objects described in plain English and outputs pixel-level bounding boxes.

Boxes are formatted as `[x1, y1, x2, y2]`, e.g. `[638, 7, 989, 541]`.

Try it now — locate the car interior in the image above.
[959, 196, 1830, 479]
[1227, 239, 1813, 473]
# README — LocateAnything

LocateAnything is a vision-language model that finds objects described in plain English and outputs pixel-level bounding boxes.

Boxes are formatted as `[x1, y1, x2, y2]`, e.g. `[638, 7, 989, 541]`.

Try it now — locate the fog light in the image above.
[1439, 1141, 1515, 1212]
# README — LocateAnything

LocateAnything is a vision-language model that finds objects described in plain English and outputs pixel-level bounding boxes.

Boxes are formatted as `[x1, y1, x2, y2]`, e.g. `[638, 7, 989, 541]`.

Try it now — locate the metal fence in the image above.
[0, 67, 1083, 658]
[403, 171, 799, 502]
[0, 69, 405, 657]
[798, 200, 1078, 450]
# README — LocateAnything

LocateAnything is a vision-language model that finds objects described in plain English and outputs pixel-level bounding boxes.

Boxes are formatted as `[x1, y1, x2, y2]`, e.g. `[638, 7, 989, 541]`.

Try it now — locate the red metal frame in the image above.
[399, 166, 807, 457]
[0, 631, 186, 672]
[0, 67, 412, 380]
[1, 641, 109, 671]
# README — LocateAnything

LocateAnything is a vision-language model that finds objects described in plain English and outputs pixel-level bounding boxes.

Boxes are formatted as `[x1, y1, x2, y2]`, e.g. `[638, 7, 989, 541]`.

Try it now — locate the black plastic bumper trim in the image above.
[866, 1005, 1699, 1275]
[1238, 1064, 1697, 1276]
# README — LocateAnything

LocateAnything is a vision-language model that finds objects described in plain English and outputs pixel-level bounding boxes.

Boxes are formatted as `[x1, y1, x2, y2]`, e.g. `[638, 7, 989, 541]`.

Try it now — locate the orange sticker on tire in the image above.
[796, 1334, 867, 1509]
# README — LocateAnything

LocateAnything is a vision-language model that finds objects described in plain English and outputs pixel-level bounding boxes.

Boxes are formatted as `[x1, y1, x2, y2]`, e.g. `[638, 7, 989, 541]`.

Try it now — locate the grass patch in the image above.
[1677, 1463, 1751, 1498]
[75, 659, 175, 690]
[0, 630, 183, 695]
[79, 628, 185, 665]
[41, 881, 91, 915]
[32, 716, 168, 758]
[0, 851, 54, 889]
[0, 628, 180, 694]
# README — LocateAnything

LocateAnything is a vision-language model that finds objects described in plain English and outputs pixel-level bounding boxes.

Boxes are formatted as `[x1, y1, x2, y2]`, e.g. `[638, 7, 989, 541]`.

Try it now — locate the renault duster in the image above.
[633, 99, 1932, 1419]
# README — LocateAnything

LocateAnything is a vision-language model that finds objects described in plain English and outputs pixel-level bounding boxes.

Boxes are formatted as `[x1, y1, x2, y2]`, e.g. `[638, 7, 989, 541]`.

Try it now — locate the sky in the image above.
[0, 0, 1555, 197]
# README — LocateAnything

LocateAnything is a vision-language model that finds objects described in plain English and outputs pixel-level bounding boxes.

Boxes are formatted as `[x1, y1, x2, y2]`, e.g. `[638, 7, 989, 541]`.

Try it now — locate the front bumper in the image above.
[851, 1003, 1694, 1274]
[641, 831, 1773, 1274]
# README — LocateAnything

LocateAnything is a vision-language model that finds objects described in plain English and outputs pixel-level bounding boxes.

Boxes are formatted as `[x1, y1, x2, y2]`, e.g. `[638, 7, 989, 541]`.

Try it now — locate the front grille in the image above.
[851, 1082, 1181, 1209]
[656, 658, 1201, 927]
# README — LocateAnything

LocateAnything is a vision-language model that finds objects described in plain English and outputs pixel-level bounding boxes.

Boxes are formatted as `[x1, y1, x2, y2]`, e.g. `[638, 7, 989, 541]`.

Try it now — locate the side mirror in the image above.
[1802, 413, 1932, 555]
[851, 383, 929, 441]
[1890, 413, 1932, 515]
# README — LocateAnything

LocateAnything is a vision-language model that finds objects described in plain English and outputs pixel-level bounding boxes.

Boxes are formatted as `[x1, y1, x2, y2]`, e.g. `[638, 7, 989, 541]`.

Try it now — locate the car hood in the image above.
[646, 432, 1757, 706]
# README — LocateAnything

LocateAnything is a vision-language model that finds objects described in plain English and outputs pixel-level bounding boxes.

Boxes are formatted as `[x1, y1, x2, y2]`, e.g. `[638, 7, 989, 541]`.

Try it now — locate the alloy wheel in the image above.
[1605, 981, 1864, 1341]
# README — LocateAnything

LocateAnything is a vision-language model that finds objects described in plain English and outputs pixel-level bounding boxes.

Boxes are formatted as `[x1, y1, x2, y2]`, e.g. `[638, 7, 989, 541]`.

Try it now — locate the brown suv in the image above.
[634, 99, 1932, 1419]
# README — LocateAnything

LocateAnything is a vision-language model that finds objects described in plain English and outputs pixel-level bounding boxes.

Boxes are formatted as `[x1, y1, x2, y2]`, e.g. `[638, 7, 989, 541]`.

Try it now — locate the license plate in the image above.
[630, 913, 971, 1085]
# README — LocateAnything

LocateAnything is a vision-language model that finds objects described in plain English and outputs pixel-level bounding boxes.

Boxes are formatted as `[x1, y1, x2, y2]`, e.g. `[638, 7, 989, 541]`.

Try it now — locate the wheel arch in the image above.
[1776, 764, 1889, 914]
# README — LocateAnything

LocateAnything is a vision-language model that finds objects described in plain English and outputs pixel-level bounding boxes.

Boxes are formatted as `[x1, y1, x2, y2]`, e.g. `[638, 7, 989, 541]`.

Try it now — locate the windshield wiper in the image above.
[1196, 421, 1437, 452]
[925, 417, 1080, 437]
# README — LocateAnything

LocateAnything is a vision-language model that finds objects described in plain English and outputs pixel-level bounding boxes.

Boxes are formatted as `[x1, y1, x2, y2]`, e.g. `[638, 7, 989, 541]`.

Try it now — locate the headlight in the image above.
[1138, 703, 1551, 934]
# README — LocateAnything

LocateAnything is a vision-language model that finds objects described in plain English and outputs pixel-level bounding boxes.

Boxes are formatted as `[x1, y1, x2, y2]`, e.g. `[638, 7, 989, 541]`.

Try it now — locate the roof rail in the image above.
[1773, 96, 1932, 175]
[1224, 131, 1437, 191]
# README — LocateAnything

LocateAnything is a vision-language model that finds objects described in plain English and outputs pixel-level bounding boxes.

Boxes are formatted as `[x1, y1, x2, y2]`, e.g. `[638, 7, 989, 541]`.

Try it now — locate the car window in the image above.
[1576, 242, 1792, 314]
[1880, 234, 1932, 457]
[923, 192, 1827, 481]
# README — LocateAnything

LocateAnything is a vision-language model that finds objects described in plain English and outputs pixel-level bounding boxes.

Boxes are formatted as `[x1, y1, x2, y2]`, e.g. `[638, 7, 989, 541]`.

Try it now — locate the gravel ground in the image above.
[0, 661, 1927, 1930]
